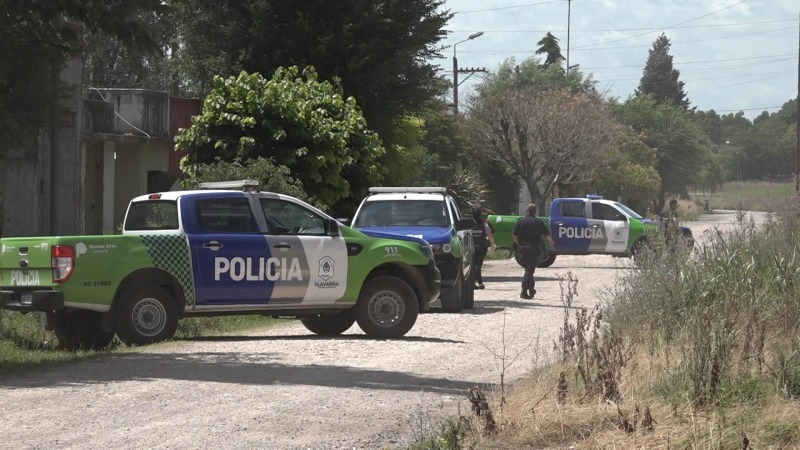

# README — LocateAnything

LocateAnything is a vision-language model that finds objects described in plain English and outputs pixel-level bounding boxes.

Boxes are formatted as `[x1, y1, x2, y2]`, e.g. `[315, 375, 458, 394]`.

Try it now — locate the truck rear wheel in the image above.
[301, 316, 356, 336]
[115, 286, 178, 346]
[355, 276, 418, 339]
[53, 310, 115, 351]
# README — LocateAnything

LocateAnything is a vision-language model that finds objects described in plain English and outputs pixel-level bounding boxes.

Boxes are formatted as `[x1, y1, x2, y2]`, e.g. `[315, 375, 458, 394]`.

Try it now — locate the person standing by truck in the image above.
[512, 203, 554, 299]
[471, 206, 496, 290]
[660, 198, 680, 247]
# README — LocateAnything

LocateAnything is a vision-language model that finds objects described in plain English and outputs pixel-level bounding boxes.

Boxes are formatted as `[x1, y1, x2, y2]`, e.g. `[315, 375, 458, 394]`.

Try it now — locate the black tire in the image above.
[115, 286, 178, 346]
[441, 269, 463, 313]
[538, 253, 557, 268]
[463, 269, 475, 310]
[355, 276, 418, 339]
[300, 316, 356, 336]
[53, 310, 114, 351]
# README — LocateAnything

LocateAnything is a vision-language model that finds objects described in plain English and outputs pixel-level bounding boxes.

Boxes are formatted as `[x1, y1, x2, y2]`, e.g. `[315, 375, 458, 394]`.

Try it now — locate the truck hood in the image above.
[357, 226, 452, 245]
[357, 229, 432, 246]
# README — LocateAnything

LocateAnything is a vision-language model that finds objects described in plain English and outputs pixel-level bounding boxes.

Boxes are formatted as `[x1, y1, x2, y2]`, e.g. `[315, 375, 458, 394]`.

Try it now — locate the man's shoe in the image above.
[529, 288, 536, 297]
[520, 289, 532, 300]
[475, 282, 485, 290]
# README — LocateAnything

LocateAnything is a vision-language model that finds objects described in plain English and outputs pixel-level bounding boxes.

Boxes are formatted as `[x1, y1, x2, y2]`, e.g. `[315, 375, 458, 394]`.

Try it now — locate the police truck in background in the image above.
[489, 195, 694, 267]
[0, 181, 441, 350]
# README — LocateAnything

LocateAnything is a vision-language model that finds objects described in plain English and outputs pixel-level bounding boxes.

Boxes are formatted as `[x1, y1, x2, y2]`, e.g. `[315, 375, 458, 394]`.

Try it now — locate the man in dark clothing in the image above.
[470, 206, 496, 290]
[513, 203, 554, 299]
[660, 198, 680, 246]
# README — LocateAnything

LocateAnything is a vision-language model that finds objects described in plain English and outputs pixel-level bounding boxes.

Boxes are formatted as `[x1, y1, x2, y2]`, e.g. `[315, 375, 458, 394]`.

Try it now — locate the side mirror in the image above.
[326, 218, 341, 236]
[457, 217, 476, 231]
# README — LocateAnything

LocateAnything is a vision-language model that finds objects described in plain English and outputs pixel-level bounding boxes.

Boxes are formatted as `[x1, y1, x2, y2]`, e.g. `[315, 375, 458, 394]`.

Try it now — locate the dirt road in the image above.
[0, 211, 764, 450]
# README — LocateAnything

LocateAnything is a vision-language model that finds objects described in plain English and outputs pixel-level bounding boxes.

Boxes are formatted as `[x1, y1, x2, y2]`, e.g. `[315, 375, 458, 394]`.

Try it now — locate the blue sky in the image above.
[435, 0, 799, 119]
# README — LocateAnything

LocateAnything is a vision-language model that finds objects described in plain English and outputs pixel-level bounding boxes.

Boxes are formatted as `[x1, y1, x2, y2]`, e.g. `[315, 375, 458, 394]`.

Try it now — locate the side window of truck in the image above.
[196, 198, 256, 233]
[260, 199, 326, 235]
[559, 202, 586, 218]
[592, 203, 625, 221]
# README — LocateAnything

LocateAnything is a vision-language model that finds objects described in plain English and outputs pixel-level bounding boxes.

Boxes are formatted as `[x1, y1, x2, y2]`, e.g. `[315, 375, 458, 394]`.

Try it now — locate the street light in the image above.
[453, 31, 483, 115]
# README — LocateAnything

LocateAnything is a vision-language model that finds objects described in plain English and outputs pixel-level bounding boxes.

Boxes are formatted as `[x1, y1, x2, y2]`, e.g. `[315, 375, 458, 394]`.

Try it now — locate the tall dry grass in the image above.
[448, 194, 800, 449]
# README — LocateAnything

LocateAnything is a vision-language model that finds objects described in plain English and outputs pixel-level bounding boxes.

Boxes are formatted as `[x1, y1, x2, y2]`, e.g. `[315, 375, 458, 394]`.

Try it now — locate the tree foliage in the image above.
[535, 32, 564, 69]
[635, 34, 691, 111]
[191, 157, 311, 204]
[0, 0, 165, 155]
[468, 77, 622, 208]
[175, 67, 385, 212]
[612, 95, 713, 208]
[171, 0, 452, 142]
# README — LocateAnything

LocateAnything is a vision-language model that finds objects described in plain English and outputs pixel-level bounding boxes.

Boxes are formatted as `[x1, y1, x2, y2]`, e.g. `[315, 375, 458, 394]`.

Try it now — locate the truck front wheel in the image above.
[115, 286, 178, 346]
[53, 310, 115, 351]
[538, 253, 557, 268]
[356, 276, 418, 339]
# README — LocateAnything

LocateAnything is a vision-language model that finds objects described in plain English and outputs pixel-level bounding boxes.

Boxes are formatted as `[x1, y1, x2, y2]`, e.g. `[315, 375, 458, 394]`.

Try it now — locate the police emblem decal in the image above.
[319, 256, 334, 280]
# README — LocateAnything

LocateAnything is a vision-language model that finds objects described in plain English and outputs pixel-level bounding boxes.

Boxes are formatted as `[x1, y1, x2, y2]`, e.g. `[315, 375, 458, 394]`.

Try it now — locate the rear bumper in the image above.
[0, 290, 64, 312]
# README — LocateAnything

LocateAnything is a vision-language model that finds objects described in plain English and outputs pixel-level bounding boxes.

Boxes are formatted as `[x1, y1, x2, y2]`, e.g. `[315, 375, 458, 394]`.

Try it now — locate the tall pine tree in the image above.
[635, 33, 692, 110]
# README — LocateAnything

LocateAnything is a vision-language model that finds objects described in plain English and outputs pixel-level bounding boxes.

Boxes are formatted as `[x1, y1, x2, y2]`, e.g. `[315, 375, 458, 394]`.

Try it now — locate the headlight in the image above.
[419, 244, 434, 260]
[430, 243, 452, 255]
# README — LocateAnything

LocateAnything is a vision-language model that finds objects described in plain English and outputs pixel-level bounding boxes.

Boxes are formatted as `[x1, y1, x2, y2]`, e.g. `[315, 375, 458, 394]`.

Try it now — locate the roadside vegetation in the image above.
[416, 191, 800, 448]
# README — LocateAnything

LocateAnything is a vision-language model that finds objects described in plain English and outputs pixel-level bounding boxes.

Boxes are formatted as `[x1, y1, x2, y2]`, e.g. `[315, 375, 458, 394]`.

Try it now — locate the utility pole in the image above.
[452, 32, 484, 115]
[566, 0, 572, 75]
[796, 10, 799, 192]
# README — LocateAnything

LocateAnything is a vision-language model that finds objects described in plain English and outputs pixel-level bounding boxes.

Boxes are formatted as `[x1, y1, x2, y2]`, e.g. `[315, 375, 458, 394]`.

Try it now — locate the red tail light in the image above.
[52, 245, 75, 283]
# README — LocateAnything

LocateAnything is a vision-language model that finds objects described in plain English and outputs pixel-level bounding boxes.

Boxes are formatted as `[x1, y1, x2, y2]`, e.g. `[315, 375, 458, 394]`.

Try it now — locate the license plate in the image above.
[20, 293, 33, 305]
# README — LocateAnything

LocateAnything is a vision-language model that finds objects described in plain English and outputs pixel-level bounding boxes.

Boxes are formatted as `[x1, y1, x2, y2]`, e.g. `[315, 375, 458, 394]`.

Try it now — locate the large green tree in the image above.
[175, 67, 385, 213]
[612, 95, 714, 209]
[0, 0, 164, 156]
[172, 0, 451, 142]
[635, 34, 691, 111]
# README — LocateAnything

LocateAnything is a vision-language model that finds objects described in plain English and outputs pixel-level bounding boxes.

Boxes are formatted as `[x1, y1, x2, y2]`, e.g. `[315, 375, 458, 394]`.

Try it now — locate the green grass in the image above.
[692, 180, 795, 212]
[0, 312, 285, 375]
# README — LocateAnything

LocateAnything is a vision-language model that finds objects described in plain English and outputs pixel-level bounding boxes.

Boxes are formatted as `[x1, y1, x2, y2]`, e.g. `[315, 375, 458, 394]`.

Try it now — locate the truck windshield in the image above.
[125, 201, 179, 231]
[614, 202, 643, 220]
[354, 200, 449, 228]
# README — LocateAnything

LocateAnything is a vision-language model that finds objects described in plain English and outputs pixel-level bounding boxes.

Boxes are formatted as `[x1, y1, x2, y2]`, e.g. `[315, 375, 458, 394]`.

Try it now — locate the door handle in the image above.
[589, 224, 600, 228]
[554, 221, 565, 226]
[203, 241, 223, 251]
[272, 244, 292, 249]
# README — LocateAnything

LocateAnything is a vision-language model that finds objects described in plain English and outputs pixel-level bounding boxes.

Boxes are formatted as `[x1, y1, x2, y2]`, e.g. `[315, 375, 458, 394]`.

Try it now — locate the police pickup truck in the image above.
[0, 181, 440, 350]
[350, 187, 476, 312]
[489, 195, 694, 267]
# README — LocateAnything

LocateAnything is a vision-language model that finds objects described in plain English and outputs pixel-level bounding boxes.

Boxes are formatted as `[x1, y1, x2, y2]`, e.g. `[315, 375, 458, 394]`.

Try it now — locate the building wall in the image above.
[169, 97, 202, 173]
[112, 142, 169, 228]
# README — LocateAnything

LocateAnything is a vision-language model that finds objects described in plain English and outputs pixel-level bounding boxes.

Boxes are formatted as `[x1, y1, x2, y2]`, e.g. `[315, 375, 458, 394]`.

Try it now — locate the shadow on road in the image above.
[0, 351, 482, 395]
[178, 334, 464, 344]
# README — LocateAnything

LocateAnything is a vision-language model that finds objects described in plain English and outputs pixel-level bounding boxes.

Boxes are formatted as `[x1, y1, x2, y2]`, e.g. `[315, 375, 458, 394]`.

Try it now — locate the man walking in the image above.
[470, 206, 496, 290]
[512, 203, 554, 299]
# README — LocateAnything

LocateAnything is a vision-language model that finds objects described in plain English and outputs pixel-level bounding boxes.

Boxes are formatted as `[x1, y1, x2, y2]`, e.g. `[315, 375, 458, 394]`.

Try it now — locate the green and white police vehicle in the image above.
[0, 181, 440, 349]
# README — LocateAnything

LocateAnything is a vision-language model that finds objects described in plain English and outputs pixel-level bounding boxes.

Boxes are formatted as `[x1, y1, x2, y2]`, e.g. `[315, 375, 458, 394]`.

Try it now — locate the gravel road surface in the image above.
[0, 211, 766, 450]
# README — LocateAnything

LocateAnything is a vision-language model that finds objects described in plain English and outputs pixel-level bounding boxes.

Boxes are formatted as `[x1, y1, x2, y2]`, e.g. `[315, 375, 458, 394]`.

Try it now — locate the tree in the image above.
[581, 130, 661, 211]
[468, 85, 622, 209]
[175, 67, 385, 213]
[0, 0, 165, 156]
[635, 34, 691, 111]
[83, 8, 175, 91]
[172, 0, 452, 142]
[612, 95, 712, 209]
[193, 157, 311, 203]
[535, 32, 564, 69]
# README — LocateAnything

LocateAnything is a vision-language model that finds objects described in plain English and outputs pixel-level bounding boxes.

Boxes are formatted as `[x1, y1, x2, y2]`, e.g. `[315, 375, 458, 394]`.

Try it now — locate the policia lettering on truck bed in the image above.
[0, 181, 441, 350]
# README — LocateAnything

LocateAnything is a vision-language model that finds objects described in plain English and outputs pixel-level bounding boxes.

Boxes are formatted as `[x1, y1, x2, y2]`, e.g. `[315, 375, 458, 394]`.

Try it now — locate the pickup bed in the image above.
[489, 196, 694, 267]
[1, 185, 441, 349]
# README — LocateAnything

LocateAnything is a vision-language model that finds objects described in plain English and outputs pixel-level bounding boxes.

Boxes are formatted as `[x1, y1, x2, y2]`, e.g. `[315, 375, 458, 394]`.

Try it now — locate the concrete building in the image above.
[0, 60, 201, 237]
